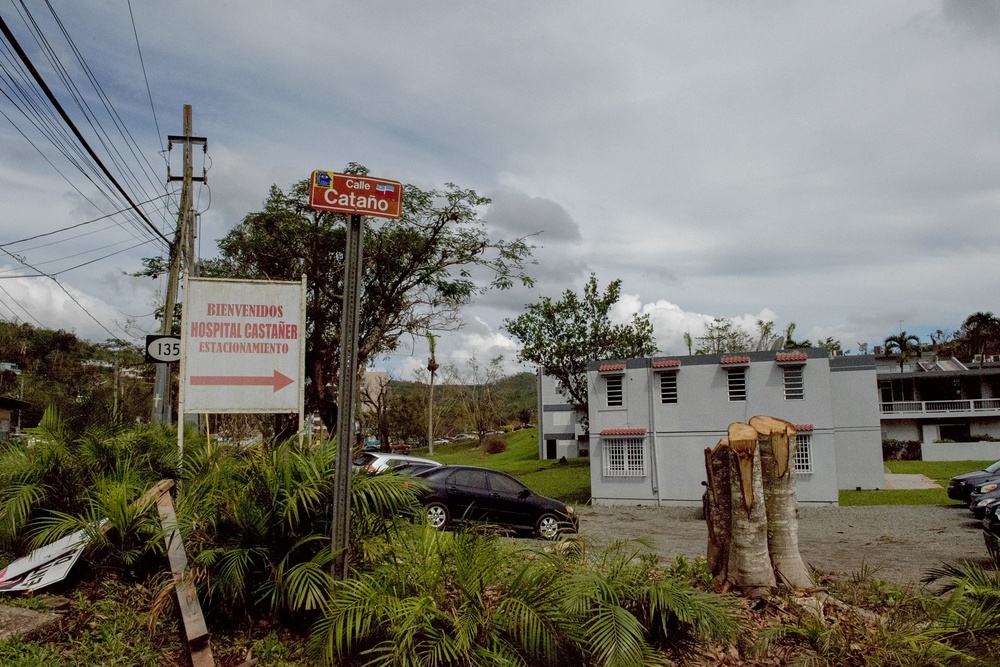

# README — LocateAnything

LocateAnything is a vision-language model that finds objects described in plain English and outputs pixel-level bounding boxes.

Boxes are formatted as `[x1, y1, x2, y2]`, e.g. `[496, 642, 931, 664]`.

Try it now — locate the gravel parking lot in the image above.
[579, 503, 995, 585]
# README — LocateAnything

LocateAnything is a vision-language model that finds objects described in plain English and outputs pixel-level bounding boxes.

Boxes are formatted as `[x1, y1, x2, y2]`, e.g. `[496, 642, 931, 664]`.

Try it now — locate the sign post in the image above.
[309, 169, 402, 580]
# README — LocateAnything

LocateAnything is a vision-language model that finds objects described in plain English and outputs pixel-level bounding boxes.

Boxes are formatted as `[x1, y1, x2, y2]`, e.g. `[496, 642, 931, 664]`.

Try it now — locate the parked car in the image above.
[391, 461, 441, 476]
[411, 464, 578, 539]
[353, 452, 441, 474]
[946, 459, 1000, 503]
[969, 480, 1000, 519]
[983, 502, 1000, 566]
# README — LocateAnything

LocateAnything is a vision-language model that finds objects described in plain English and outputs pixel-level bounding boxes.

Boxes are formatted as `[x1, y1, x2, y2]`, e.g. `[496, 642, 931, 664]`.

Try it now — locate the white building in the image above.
[539, 348, 885, 506]
[876, 354, 1000, 461]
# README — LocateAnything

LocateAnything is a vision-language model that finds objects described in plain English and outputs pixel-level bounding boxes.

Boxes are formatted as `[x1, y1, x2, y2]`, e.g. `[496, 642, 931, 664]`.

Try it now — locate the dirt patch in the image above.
[579, 503, 994, 584]
[0, 605, 61, 640]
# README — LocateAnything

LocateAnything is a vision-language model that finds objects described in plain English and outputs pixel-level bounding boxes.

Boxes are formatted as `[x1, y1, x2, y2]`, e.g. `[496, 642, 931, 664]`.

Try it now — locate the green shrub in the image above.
[882, 438, 921, 461]
[483, 435, 507, 454]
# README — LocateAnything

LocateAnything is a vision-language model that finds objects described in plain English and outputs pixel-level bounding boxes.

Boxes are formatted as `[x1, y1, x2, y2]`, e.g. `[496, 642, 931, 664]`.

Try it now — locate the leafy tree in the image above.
[783, 322, 812, 349]
[201, 165, 534, 433]
[817, 336, 842, 355]
[0, 322, 151, 431]
[442, 354, 507, 443]
[360, 371, 393, 452]
[695, 318, 781, 354]
[883, 331, 921, 372]
[503, 274, 657, 422]
[954, 312, 1000, 365]
[930, 328, 955, 355]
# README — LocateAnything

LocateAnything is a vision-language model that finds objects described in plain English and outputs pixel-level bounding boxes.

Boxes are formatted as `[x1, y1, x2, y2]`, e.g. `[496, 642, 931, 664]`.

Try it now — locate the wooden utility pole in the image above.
[152, 105, 206, 424]
[427, 332, 438, 455]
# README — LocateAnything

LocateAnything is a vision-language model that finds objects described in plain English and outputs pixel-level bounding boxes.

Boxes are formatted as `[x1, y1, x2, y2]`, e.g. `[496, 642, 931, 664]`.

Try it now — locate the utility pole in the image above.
[151, 105, 206, 423]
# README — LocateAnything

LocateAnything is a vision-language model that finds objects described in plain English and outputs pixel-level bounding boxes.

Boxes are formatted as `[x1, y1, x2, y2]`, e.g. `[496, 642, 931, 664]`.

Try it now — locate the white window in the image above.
[727, 368, 747, 402]
[602, 436, 646, 477]
[794, 434, 812, 473]
[606, 375, 624, 407]
[783, 367, 804, 400]
[659, 373, 677, 404]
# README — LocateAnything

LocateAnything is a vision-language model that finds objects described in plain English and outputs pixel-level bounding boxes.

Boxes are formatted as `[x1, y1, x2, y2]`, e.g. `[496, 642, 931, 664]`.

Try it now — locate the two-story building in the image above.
[539, 348, 885, 506]
[877, 354, 1000, 460]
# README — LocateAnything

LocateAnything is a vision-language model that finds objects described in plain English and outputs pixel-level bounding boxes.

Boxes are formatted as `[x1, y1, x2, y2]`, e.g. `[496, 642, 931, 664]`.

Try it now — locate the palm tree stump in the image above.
[704, 415, 814, 596]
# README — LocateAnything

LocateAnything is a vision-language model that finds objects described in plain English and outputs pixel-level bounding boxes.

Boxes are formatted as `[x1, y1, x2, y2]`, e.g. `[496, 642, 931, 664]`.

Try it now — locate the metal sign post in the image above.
[309, 169, 403, 580]
[331, 213, 364, 579]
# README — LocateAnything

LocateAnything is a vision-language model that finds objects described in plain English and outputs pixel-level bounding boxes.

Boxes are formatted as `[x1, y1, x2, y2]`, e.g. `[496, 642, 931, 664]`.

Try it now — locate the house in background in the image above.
[540, 348, 884, 506]
[0, 395, 29, 442]
[536, 369, 588, 460]
[876, 352, 1000, 460]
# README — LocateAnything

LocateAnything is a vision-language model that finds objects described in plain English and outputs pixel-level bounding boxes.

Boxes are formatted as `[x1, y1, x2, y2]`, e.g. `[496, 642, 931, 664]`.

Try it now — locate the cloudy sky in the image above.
[2, 1, 999, 379]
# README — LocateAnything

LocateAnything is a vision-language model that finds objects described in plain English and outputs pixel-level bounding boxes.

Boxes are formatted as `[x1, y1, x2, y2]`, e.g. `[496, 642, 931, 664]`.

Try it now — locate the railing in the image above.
[880, 398, 1000, 414]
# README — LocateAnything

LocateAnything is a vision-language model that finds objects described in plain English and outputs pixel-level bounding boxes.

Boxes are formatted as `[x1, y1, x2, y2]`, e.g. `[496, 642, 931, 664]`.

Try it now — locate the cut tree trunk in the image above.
[704, 416, 814, 595]
[725, 422, 776, 596]
[704, 441, 731, 579]
[750, 415, 814, 590]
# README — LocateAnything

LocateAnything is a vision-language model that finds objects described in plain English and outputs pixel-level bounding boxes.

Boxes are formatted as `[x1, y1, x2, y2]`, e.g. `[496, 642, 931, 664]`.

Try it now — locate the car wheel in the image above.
[535, 513, 560, 540]
[426, 502, 450, 530]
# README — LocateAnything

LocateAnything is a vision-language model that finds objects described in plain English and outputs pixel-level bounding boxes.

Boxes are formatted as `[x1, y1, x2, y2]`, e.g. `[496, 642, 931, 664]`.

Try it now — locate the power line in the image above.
[0, 192, 172, 248]
[0, 282, 45, 327]
[127, 0, 163, 157]
[0, 244, 125, 342]
[0, 14, 170, 248]
[37, 0, 166, 208]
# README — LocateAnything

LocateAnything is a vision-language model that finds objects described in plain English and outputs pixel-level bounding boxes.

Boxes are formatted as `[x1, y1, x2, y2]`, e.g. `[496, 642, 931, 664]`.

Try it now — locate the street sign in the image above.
[145, 335, 181, 363]
[308, 170, 403, 219]
[181, 278, 305, 413]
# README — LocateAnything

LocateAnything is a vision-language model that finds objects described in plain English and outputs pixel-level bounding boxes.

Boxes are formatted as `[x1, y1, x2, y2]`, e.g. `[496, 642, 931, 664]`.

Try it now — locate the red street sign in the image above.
[308, 170, 403, 219]
[189, 370, 294, 392]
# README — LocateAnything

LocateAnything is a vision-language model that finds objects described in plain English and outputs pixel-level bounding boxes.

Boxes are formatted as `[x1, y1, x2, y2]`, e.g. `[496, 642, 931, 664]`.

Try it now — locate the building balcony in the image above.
[880, 398, 1000, 417]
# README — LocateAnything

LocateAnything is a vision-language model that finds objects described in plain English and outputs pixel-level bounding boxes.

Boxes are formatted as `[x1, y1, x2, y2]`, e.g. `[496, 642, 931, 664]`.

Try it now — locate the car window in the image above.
[488, 471, 526, 495]
[354, 453, 376, 467]
[987, 460, 1000, 474]
[447, 468, 488, 490]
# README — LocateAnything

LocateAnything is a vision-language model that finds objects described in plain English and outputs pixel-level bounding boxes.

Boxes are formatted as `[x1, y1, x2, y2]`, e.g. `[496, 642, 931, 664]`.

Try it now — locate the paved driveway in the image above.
[579, 503, 993, 584]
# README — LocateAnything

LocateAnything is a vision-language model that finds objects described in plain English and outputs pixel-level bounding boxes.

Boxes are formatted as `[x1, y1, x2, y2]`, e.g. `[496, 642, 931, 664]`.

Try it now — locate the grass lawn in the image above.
[839, 459, 993, 506]
[411, 428, 592, 505]
[420, 436, 994, 509]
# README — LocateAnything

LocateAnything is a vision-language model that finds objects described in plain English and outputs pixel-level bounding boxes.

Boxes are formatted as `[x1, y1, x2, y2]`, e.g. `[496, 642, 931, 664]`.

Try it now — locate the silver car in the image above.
[353, 452, 441, 474]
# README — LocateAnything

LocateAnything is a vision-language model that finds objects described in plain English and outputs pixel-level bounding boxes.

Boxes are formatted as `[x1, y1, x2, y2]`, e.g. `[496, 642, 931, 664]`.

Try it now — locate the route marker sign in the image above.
[308, 170, 403, 219]
[146, 334, 181, 363]
[181, 277, 305, 413]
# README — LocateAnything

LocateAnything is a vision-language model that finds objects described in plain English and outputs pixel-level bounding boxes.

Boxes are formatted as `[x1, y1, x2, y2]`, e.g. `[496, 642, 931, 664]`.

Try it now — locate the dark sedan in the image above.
[412, 465, 578, 539]
[947, 459, 1000, 503]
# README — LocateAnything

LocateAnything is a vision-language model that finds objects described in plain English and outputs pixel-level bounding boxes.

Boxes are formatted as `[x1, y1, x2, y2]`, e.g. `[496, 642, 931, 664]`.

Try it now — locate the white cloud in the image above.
[1, 0, 998, 371]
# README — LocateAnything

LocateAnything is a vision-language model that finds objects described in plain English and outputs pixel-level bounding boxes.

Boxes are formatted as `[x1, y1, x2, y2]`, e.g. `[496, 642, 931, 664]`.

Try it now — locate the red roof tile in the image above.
[600, 428, 647, 436]
[720, 355, 751, 364]
[776, 352, 808, 362]
[599, 363, 626, 372]
[794, 424, 814, 432]
[652, 359, 681, 368]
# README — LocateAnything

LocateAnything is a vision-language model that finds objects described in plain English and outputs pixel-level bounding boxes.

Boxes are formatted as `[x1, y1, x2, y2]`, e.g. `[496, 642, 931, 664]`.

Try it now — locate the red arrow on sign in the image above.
[190, 370, 294, 392]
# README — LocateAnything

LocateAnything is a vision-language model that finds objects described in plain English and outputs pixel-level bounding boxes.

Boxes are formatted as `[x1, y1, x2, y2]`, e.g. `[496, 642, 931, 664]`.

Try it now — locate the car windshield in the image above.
[353, 453, 376, 467]
[986, 460, 1000, 474]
